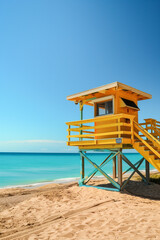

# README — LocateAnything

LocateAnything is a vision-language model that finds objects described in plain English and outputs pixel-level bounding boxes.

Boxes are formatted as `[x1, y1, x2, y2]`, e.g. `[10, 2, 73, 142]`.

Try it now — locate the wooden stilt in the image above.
[145, 159, 150, 183]
[80, 155, 85, 185]
[82, 156, 84, 178]
[118, 151, 122, 186]
[113, 156, 116, 178]
[82, 155, 85, 178]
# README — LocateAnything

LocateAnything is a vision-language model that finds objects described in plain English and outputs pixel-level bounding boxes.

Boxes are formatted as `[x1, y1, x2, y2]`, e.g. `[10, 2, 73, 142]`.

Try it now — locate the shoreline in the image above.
[0, 176, 105, 190]
[0, 169, 158, 190]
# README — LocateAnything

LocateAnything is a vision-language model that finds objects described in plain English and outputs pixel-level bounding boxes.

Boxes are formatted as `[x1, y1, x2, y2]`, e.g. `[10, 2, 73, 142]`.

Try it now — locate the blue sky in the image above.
[0, 0, 160, 152]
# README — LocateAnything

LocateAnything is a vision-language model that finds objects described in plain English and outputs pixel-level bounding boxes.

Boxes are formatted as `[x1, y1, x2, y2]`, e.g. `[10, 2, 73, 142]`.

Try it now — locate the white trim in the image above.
[67, 81, 152, 100]
[67, 82, 118, 100]
[91, 95, 114, 103]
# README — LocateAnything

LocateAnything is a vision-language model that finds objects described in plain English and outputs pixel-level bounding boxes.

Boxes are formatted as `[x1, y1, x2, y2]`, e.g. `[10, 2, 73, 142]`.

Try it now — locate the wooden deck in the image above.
[66, 113, 135, 150]
[66, 114, 160, 173]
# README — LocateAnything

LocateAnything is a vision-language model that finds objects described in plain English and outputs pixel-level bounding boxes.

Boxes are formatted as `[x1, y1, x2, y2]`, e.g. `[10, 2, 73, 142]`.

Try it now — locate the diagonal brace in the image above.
[84, 152, 120, 184]
[80, 152, 118, 185]
[122, 158, 144, 175]
[119, 152, 147, 183]
[121, 158, 144, 190]
[80, 151, 120, 190]
[80, 153, 113, 185]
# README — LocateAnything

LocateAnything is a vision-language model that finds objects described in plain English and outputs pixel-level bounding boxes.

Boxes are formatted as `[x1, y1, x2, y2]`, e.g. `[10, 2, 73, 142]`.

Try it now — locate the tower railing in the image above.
[66, 113, 135, 147]
[139, 118, 160, 140]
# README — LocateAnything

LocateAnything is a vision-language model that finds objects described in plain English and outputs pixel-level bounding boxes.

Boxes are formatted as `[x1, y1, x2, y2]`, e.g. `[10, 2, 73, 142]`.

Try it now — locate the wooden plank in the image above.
[68, 141, 115, 146]
[67, 138, 132, 146]
[69, 130, 95, 134]
[67, 122, 131, 132]
[118, 118, 121, 138]
[122, 138, 132, 144]
[134, 124, 160, 154]
[131, 119, 134, 143]
[139, 123, 146, 126]
[66, 113, 135, 125]
[68, 125, 70, 142]
[134, 132, 160, 158]
[68, 140, 95, 145]
[79, 144, 123, 150]
[68, 139, 117, 146]
[81, 130, 95, 134]
[135, 121, 160, 145]
[67, 131, 131, 139]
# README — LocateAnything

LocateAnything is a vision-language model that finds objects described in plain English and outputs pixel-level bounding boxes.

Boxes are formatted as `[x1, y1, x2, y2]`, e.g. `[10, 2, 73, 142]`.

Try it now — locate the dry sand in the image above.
[1, 177, 160, 240]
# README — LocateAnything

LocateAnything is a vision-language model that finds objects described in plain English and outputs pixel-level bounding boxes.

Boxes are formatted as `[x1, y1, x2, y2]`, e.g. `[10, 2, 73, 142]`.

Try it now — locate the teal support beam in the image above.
[80, 106, 83, 121]
[80, 155, 85, 186]
[118, 151, 122, 186]
[113, 156, 117, 178]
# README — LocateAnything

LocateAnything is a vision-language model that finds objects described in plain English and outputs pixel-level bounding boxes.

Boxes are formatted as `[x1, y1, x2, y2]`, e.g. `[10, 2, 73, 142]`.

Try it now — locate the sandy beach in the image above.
[0, 175, 160, 240]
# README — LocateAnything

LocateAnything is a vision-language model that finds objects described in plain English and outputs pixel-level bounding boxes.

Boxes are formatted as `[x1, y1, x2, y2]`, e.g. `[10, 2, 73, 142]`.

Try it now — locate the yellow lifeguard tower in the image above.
[66, 82, 160, 191]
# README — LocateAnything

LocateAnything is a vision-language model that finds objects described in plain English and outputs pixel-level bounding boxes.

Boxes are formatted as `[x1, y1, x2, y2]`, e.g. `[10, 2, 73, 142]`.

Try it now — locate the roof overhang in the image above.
[67, 82, 152, 105]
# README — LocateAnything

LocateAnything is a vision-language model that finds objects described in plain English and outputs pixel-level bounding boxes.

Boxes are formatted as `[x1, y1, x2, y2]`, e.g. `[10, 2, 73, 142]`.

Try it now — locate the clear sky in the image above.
[0, 0, 160, 152]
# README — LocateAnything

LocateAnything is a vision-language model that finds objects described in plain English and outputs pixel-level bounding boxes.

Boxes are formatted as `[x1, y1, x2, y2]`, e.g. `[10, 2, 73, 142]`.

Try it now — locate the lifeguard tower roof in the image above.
[67, 81, 152, 104]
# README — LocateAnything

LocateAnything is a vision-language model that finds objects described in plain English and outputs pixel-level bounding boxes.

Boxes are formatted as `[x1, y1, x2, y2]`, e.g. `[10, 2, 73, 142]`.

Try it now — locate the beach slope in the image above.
[1, 178, 160, 240]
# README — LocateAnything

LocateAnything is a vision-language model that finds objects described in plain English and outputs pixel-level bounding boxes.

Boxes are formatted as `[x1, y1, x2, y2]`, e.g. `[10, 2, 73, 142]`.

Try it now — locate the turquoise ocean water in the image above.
[0, 152, 155, 188]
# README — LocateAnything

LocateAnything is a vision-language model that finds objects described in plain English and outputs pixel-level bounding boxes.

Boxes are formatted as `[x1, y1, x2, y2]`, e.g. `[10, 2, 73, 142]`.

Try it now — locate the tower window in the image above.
[96, 100, 113, 116]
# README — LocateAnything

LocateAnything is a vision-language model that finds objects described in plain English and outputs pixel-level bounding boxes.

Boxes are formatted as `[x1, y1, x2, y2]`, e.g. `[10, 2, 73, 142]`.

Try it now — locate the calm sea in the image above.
[0, 152, 155, 188]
